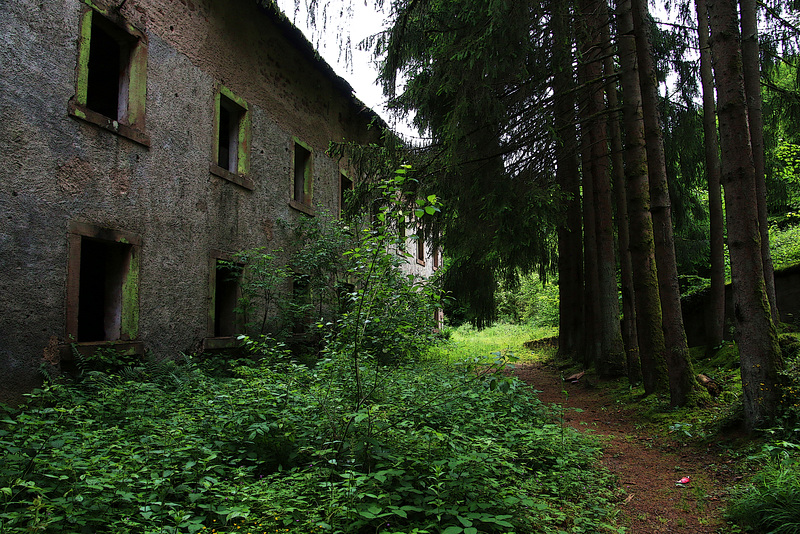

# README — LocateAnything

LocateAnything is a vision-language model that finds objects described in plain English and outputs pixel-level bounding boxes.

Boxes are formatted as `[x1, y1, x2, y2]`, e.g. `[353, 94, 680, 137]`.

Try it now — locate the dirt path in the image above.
[512, 362, 743, 533]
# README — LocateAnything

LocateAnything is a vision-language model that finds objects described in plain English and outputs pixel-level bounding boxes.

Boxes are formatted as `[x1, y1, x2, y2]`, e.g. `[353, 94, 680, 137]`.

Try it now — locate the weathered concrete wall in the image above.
[683, 264, 800, 348]
[0, 0, 382, 405]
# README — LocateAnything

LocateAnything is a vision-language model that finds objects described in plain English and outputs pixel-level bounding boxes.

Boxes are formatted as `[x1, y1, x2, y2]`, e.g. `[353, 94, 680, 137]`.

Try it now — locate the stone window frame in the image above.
[67, 3, 150, 147]
[209, 85, 254, 190]
[289, 138, 315, 216]
[64, 222, 143, 359]
[204, 250, 244, 350]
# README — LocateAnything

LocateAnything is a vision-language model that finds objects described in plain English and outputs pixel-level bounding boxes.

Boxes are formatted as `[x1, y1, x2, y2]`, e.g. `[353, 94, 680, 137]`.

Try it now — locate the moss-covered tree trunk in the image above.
[707, 0, 784, 431]
[631, 0, 697, 406]
[602, 1, 641, 382]
[577, 61, 602, 370]
[577, 0, 626, 376]
[552, 0, 586, 362]
[616, 0, 668, 395]
[695, 0, 726, 349]
[577, 0, 626, 377]
[740, 0, 779, 323]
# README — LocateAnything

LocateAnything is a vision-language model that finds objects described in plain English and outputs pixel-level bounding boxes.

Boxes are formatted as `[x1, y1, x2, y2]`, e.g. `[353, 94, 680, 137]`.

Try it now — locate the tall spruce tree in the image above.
[602, 1, 640, 381]
[740, 0, 780, 323]
[376, 0, 563, 327]
[616, 0, 669, 395]
[576, 0, 626, 376]
[707, 0, 784, 430]
[630, 0, 697, 406]
[552, 0, 586, 361]
[696, 0, 727, 348]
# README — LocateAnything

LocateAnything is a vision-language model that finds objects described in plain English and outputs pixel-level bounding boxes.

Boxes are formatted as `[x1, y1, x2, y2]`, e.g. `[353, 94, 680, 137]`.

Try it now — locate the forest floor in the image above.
[512, 361, 749, 533]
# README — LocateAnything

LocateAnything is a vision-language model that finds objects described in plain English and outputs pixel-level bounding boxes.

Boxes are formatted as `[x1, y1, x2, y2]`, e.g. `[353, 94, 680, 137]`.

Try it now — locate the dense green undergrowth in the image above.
[0, 172, 623, 533]
[725, 333, 800, 533]
[0, 344, 622, 534]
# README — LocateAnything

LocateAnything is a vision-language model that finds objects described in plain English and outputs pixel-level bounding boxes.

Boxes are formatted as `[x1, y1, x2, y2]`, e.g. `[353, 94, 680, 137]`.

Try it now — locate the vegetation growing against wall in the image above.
[0, 346, 623, 534]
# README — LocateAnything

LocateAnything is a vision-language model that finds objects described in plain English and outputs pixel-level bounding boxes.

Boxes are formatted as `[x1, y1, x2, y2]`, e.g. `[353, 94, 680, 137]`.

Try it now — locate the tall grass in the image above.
[728, 453, 800, 533]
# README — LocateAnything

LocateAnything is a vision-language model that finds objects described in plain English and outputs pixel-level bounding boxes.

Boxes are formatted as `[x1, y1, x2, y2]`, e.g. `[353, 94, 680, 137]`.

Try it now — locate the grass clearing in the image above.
[431, 323, 557, 365]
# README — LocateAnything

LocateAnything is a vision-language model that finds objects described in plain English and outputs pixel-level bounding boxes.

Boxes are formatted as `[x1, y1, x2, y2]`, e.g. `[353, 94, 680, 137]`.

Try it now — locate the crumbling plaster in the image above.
[0, 0, 382, 405]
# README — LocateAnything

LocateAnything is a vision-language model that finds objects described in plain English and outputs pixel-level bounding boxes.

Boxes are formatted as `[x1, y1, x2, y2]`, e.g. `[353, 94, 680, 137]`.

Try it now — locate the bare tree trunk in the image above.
[579, 94, 602, 369]
[740, 0, 779, 323]
[696, 0, 726, 348]
[577, 37, 601, 369]
[602, 0, 640, 381]
[552, 0, 586, 362]
[615, 0, 668, 395]
[577, 0, 625, 376]
[577, 0, 626, 376]
[707, 0, 784, 431]
[630, 0, 697, 406]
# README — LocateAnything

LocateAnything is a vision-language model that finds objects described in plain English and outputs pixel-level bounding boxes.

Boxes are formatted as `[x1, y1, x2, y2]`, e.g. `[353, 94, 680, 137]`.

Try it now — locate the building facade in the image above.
[0, 0, 437, 404]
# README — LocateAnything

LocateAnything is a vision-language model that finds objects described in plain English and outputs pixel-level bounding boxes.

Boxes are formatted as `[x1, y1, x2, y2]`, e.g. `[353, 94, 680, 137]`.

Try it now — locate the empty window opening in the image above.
[294, 143, 312, 204]
[292, 275, 311, 304]
[291, 275, 313, 333]
[340, 173, 353, 215]
[434, 308, 444, 329]
[217, 95, 242, 173]
[370, 198, 385, 228]
[86, 15, 134, 121]
[397, 217, 407, 255]
[77, 238, 132, 342]
[336, 281, 355, 314]
[416, 233, 425, 265]
[214, 261, 240, 337]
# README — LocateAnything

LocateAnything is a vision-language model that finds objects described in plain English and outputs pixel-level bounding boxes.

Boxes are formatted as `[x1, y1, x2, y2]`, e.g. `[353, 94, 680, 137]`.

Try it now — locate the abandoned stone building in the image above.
[0, 0, 440, 404]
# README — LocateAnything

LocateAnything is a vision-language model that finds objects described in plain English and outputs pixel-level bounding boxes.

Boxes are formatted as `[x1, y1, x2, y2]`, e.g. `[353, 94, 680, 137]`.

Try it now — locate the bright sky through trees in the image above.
[275, 0, 679, 141]
[275, 0, 420, 137]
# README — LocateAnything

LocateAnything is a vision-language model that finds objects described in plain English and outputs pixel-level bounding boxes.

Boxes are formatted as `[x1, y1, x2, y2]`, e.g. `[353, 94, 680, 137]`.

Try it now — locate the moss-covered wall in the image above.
[0, 0, 383, 404]
[682, 264, 800, 347]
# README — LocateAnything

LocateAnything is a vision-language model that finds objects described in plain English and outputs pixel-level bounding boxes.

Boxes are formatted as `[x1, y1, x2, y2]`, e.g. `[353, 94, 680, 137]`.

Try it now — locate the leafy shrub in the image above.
[773, 143, 800, 211]
[228, 209, 356, 353]
[0, 348, 621, 534]
[678, 274, 711, 298]
[228, 171, 442, 364]
[770, 218, 800, 271]
[496, 273, 559, 328]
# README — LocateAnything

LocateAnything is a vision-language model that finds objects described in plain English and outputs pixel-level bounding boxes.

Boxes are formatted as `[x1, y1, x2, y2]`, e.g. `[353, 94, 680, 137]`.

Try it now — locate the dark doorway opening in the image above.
[214, 261, 240, 337]
[78, 238, 132, 341]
